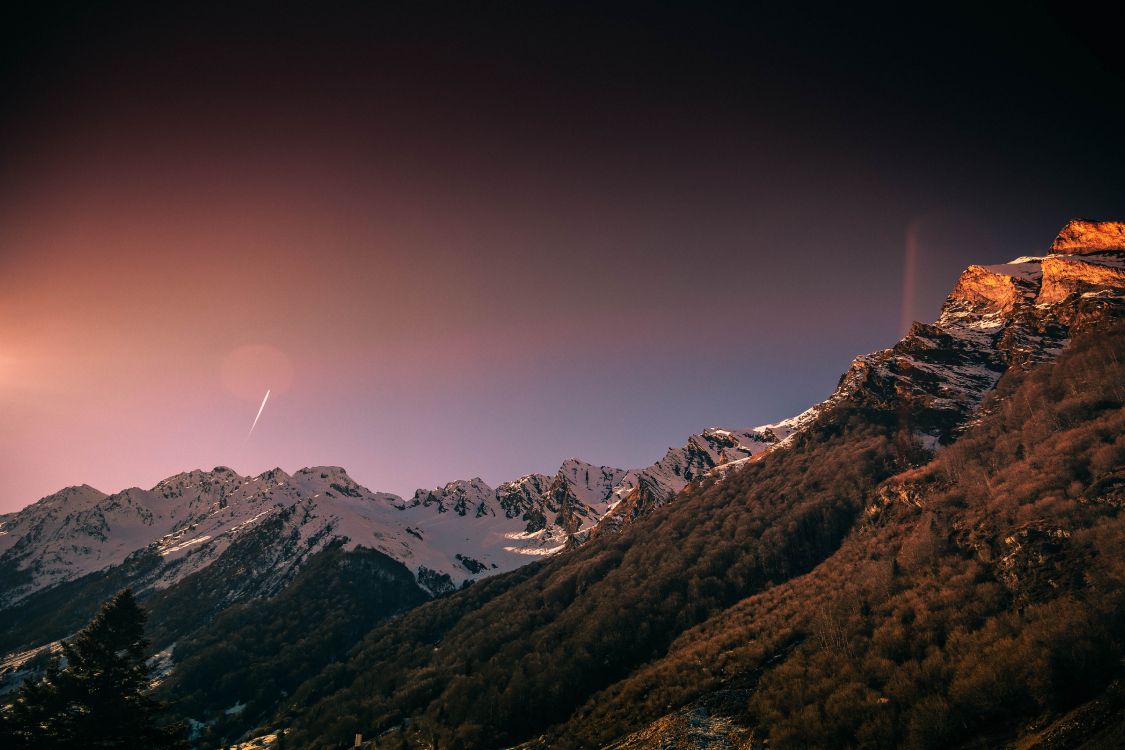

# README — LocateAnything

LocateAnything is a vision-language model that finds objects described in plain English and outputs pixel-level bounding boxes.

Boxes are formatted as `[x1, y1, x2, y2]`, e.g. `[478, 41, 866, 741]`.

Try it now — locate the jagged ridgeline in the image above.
[268, 223, 1125, 749]
[1, 220, 1123, 748]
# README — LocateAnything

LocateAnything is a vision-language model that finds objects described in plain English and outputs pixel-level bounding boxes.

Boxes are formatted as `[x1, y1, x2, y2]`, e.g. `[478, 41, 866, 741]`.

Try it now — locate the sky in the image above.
[1, 2, 1123, 511]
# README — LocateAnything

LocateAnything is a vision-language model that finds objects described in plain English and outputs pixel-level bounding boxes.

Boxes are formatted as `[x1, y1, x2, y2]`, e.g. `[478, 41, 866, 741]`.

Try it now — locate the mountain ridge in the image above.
[263, 222, 1125, 750]
[4, 220, 1123, 615]
[0, 423, 787, 614]
[3, 219, 1124, 747]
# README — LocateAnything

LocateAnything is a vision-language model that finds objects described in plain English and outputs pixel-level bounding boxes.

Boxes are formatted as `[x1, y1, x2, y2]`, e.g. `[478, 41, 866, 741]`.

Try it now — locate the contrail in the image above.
[247, 389, 271, 439]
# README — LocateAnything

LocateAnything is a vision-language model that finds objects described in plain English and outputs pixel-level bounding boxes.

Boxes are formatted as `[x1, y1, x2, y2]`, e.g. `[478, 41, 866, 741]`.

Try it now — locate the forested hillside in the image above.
[549, 321, 1125, 749]
[275, 322, 1125, 749]
[5, 224, 1122, 749]
[156, 545, 428, 746]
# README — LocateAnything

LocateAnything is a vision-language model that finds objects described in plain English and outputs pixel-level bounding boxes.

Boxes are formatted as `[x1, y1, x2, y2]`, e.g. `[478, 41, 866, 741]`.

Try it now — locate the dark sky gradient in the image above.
[1, 2, 1122, 510]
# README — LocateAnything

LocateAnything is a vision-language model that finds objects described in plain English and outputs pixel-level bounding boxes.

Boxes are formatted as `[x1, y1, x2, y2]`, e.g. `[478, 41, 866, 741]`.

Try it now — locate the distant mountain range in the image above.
[0, 426, 788, 611]
[2, 219, 1123, 748]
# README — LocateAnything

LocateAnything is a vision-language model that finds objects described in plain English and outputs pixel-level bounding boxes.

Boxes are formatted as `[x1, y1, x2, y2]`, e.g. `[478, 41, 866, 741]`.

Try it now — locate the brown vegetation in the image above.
[554, 322, 1125, 749]
[276, 322, 1124, 749]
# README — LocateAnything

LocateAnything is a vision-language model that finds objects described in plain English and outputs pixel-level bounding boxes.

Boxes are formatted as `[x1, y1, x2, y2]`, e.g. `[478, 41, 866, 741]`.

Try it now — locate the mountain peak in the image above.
[255, 467, 290, 482]
[20, 483, 109, 511]
[1050, 219, 1125, 255]
[64, 483, 107, 496]
[295, 466, 351, 479]
[558, 457, 615, 472]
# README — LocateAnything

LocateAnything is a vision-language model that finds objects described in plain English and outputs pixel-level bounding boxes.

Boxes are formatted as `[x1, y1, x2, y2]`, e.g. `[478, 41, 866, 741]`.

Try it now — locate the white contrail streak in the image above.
[247, 389, 271, 439]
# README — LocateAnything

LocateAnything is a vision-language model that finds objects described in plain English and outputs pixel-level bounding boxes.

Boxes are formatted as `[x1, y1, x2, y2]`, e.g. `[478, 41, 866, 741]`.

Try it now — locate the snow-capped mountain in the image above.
[591, 427, 782, 536]
[0, 467, 407, 606]
[0, 439, 777, 609]
[3, 219, 1122, 649]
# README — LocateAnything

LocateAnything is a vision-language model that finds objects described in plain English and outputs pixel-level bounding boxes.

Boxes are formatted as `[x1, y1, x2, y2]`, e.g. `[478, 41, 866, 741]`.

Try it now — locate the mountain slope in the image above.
[161, 544, 429, 746]
[264, 220, 1125, 749]
[550, 321, 1125, 750]
[282, 403, 902, 748]
[0, 412, 794, 708]
[4, 219, 1123, 748]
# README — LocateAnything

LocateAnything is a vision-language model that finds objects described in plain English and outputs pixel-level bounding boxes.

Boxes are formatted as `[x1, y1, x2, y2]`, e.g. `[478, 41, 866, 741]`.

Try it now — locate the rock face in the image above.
[947, 262, 1039, 312]
[591, 427, 782, 537]
[1039, 254, 1125, 306]
[1049, 219, 1125, 255]
[801, 228, 1125, 443]
[599, 699, 755, 750]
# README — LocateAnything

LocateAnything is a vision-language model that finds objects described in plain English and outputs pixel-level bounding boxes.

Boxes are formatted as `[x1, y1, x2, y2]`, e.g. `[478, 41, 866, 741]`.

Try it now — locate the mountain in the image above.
[3, 220, 1123, 748]
[0, 436, 781, 615]
[255, 219, 1123, 749]
[761, 219, 1123, 448]
[0, 413, 789, 703]
[602, 218, 1124, 536]
[1, 384, 810, 628]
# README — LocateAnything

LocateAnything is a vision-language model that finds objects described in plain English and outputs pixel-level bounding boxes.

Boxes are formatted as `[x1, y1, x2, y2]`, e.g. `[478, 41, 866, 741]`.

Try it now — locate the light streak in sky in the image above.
[247, 389, 271, 439]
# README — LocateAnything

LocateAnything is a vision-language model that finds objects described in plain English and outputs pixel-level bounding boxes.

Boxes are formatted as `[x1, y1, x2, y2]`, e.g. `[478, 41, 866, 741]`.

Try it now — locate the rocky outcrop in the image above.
[992, 521, 1077, 605]
[590, 428, 780, 537]
[407, 478, 495, 517]
[949, 263, 1039, 312]
[598, 694, 756, 750]
[1049, 219, 1125, 255]
[590, 478, 665, 538]
[1038, 255, 1125, 305]
[957, 516, 1081, 608]
[811, 229, 1125, 444]
[1083, 468, 1125, 509]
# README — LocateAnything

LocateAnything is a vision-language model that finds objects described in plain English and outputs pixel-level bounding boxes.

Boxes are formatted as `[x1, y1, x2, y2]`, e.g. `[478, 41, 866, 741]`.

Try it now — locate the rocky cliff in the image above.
[792, 220, 1125, 444]
[1049, 218, 1125, 255]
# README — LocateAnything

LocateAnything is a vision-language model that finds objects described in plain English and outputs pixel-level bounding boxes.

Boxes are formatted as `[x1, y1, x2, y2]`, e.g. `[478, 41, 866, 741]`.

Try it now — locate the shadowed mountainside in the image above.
[264, 223, 1125, 749]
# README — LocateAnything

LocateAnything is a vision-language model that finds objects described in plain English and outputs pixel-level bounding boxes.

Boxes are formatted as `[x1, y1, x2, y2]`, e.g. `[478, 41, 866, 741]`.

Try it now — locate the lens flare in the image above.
[899, 220, 920, 336]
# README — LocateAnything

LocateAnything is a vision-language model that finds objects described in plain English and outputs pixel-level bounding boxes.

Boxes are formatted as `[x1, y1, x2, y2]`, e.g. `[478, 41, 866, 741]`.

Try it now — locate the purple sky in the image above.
[2, 3, 1123, 511]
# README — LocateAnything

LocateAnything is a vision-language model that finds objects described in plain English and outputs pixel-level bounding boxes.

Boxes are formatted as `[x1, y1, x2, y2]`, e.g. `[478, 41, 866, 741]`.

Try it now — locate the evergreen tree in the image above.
[0, 589, 185, 749]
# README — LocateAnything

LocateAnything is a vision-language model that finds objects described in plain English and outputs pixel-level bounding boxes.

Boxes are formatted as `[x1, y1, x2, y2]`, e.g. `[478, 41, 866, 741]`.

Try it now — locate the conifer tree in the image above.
[0, 589, 185, 748]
